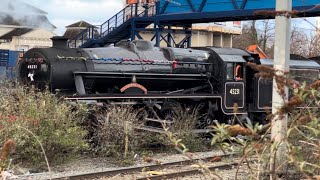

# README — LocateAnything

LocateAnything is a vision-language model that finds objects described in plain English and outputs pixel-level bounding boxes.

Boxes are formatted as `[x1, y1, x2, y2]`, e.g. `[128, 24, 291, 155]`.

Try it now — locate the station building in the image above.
[0, 0, 56, 51]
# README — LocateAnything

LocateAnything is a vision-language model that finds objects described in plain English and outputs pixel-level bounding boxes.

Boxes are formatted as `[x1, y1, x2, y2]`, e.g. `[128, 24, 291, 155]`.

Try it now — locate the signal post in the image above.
[271, 0, 292, 178]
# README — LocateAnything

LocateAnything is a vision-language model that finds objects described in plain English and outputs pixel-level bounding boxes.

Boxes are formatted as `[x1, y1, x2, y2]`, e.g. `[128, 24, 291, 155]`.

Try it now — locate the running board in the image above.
[136, 126, 214, 134]
[65, 94, 220, 100]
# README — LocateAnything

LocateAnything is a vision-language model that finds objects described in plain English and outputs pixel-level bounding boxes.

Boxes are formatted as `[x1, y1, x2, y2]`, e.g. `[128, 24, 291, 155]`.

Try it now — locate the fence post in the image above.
[100, 25, 102, 37]
[115, 15, 118, 27]
[156, 0, 160, 15]
[135, 3, 138, 16]
[108, 22, 110, 34]
[81, 33, 83, 46]
[92, 27, 94, 39]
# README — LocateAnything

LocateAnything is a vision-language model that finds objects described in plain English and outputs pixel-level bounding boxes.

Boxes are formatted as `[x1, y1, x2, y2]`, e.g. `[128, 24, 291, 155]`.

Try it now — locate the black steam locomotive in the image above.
[18, 37, 320, 128]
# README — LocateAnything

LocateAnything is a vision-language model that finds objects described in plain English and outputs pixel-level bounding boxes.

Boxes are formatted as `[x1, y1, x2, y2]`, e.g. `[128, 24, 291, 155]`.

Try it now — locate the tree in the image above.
[233, 20, 274, 57]
[290, 26, 309, 57]
[233, 20, 320, 59]
[233, 21, 259, 49]
[307, 32, 320, 57]
[257, 20, 274, 54]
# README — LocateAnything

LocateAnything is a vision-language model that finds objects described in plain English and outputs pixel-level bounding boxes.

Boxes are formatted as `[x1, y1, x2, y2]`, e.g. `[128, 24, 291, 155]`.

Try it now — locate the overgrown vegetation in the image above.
[91, 104, 209, 164]
[208, 64, 320, 179]
[0, 83, 89, 168]
[164, 104, 209, 152]
[0, 82, 209, 170]
[92, 105, 143, 160]
[2, 66, 317, 179]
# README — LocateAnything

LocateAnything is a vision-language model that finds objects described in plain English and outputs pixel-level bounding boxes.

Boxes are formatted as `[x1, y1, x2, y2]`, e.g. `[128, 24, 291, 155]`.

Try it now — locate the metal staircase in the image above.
[68, 3, 155, 48]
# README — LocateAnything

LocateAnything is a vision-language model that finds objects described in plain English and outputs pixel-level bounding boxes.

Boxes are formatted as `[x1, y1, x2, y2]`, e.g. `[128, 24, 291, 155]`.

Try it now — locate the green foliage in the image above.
[209, 65, 320, 179]
[0, 84, 89, 166]
[285, 81, 320, 176]
[210, 118, 262, 156]
[210, 121, 235, 154]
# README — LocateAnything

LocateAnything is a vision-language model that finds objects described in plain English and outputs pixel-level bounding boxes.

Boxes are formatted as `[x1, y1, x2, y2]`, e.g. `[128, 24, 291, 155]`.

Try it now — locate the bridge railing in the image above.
[68, 3, 156, 48]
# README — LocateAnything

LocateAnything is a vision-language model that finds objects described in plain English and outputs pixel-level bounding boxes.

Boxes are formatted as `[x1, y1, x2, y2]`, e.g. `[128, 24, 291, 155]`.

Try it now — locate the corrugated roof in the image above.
[66, 21, 93, 28]
[63, 29, 83, 39]
[0, 28, 33, 40]
[208, 47, 250, 56]
[260, 59, 320, 68]
[219, 55, 246, 62]
[63, 28, 100, 40]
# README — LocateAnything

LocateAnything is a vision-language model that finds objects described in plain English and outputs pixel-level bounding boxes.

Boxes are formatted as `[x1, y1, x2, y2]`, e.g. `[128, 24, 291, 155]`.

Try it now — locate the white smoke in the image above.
[0, 0, 55, 31]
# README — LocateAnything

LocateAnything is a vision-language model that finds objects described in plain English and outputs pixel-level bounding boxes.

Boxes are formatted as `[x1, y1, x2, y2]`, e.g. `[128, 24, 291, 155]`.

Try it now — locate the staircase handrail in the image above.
[68, 3, 156, 48]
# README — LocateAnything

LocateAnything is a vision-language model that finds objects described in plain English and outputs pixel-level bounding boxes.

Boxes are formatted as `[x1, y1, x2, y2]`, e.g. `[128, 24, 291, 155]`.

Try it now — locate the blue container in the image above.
[8, 51, 19, 67]
[0, 50, 9, 67]
[0, 49, 23, 79]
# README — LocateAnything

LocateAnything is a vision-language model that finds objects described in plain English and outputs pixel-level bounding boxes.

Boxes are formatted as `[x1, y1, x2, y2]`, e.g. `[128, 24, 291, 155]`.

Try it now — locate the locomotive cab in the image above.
[194, 47, 250, 115]
[222, 57, 246, 113]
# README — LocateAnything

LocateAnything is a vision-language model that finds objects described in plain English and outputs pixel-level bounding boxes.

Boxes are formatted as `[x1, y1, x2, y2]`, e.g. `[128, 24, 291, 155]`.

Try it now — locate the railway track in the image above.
[52, 153, 240, 180]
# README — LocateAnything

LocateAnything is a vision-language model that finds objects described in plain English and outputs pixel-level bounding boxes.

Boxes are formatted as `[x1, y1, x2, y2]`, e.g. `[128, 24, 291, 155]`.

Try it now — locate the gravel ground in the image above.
[7, 149, 254, 180]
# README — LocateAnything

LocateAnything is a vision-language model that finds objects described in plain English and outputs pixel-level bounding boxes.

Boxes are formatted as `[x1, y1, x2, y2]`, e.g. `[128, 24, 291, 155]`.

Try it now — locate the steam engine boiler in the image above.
[18, 37, 320, 126]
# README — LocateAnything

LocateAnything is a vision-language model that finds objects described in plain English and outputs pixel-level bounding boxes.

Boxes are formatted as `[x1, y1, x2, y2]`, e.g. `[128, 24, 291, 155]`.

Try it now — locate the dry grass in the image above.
[92, 105, 143, 159]
[0, 82, 89, 167]
[91, 103, 209, 163]
[167, 104, 208, 152]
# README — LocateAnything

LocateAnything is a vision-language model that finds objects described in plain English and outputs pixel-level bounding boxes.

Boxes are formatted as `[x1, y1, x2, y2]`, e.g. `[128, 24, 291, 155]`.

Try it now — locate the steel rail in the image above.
[52, 153, 238, 180]
[136, 162, 239, 180]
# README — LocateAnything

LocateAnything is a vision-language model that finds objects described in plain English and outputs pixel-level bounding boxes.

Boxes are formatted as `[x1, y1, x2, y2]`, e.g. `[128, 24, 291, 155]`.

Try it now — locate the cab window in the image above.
[226, 63, 234, 80]
[226, 63, 243, 80]
[235, 63, 243, 80]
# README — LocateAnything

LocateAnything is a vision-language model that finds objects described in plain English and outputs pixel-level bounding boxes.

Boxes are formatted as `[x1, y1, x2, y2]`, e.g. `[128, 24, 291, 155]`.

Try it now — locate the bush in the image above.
[92, 103, 209, 162]
[166, 105, 208, 152]
[0, 83, 89, 166]
[209, 64, 320, 179]
[285, 81, 320, 177]
[92, 105, 143, 159]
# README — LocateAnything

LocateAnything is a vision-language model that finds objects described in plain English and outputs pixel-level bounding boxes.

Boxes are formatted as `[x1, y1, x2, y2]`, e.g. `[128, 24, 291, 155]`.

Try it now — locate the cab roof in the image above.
[260, 59, 320, 69]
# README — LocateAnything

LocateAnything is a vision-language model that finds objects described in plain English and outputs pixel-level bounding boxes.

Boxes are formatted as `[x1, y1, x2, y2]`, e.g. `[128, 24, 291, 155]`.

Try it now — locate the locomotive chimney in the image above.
[51, 36, 68, 48]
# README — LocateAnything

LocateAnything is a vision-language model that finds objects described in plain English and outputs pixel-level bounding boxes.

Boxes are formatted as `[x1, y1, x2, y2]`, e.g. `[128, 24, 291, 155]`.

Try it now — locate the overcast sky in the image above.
[22, 0, 123, 35]
[21, 0, 318, 36]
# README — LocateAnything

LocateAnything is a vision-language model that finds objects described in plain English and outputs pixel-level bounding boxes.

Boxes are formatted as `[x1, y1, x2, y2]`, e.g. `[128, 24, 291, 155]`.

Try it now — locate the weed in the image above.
[92, 105, 143, 160]
[0, 83, 89, 167]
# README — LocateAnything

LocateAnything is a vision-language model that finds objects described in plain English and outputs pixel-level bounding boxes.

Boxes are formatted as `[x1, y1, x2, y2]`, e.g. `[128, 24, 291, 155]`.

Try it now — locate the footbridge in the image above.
[68, 0, 320, 48]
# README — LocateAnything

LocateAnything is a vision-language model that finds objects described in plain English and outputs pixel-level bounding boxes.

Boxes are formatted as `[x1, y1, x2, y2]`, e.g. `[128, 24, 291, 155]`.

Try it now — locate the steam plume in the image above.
[0, 0, 56, 31]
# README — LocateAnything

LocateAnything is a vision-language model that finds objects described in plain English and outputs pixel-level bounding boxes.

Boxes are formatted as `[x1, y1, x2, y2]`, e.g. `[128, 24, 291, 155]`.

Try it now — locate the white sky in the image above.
[23, 0, 123, 35]
[21, 0, 319, 36]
